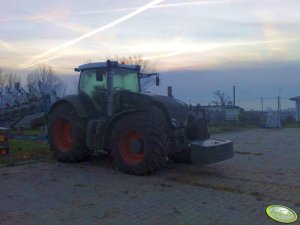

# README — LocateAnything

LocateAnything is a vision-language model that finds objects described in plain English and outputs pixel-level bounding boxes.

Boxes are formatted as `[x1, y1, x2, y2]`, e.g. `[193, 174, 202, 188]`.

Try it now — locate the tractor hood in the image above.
[148, 94, 190, 127]
[119, 91, 190, 127]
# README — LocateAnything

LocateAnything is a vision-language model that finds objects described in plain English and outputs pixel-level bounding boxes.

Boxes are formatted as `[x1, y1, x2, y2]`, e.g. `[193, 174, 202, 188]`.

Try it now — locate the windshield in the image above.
[113, 68, 140, 92]
[79, 68, 140, 96]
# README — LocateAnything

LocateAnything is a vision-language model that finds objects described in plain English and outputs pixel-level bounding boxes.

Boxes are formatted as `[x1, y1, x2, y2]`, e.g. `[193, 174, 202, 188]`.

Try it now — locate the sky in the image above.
[1, 0, 300, 110]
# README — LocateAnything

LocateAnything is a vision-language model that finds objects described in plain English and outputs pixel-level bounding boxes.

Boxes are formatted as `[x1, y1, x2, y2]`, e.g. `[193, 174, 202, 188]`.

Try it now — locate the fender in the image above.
[102, 108, 147, 149]
[48, 94, 89, 119]
[152, 102, 173, 128]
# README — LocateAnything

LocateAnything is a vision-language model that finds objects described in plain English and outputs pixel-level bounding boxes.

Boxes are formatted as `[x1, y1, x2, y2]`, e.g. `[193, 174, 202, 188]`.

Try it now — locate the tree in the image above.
[212, 90, 230, 106]
[108, 55, 156, 92]
[0, 68, 20, 92]
[0, 67, 5, 94]
[0, 68, 6, 107]
[27, 64, 67, 98]
[0, 68, 23, 107]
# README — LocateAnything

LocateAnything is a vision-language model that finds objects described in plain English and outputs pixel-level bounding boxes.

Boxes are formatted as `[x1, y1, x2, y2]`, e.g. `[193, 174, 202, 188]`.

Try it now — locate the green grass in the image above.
[10, 129, 45, 136]
[208, 125, 233, 134]
[285, 123, 300, 128]
[9, 139, 49, 154]
[0, 139, 50, 166]
[208, 124, 256, 134]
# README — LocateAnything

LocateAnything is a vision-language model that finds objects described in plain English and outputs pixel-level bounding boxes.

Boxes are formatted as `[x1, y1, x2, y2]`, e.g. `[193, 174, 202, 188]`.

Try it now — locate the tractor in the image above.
[47, 60, 233, 175]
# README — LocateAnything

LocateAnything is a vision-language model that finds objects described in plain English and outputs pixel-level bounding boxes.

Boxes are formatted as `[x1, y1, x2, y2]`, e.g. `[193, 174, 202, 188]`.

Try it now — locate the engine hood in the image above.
[118, 91, 190, 127]
[148, 94, 190, 127]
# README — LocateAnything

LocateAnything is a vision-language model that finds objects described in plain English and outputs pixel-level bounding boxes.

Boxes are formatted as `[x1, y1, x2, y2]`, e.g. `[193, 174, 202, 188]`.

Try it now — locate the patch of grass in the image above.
[285, 123, 300, 128]
[208, 125, 232, 134]
[9, 139, 49, 153]
[0, 139, 50, 166]
[208, 124, 256, 134]
[10, 129, 45, 136]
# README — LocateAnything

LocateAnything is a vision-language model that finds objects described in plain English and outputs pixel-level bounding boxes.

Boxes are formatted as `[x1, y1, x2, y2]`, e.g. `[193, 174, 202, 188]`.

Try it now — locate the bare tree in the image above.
[70, 80, 79, 94]
[27, 64, 67, 98]
[0, 67, 5, 94]
[0, 68, 6, 107]
[212, 90, 230, 106]
[108, 55, 156, 92]
[0, 68, 20, 91]
[0, 68, 23, 107]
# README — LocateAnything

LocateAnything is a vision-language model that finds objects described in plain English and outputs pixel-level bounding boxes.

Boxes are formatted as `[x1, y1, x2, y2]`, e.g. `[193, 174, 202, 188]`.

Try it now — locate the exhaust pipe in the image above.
[168, 86, 173, 98]
[106, 60, 114, 116]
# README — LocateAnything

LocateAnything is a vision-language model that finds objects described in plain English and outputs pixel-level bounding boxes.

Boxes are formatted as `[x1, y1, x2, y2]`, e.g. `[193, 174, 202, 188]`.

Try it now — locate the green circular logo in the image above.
[266, 205, 298, 223]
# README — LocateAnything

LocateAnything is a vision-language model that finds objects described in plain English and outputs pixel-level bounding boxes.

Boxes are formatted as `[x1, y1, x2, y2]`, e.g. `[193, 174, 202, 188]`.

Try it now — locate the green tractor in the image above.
[48, 60, 233, 175]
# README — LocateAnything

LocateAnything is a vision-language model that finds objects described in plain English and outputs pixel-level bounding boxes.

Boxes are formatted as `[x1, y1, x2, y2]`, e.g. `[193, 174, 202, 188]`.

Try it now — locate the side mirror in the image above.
[156, 76, 160, 86]
[96, 70, 104, 81]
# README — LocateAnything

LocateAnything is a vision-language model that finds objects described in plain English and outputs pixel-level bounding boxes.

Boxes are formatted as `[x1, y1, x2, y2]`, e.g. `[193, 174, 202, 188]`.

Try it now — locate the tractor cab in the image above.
[75, 60, 159, 116]
[77, 62, 141, 95]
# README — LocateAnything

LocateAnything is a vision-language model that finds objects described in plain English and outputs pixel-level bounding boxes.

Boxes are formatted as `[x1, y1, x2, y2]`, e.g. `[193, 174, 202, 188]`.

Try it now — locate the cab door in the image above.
[79, 69, 107, 115]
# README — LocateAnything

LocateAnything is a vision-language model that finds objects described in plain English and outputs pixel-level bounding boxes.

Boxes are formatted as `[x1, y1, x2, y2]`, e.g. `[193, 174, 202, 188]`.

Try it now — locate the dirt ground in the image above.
[0, 128, 299, 225]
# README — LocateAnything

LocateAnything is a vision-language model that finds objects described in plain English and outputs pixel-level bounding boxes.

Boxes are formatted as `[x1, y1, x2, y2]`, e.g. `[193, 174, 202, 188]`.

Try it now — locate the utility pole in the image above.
[233, 86, 236, 107]
[260, 97, 264, 112]
[277, 89, 281, 112]
[277, 96, 281, 112]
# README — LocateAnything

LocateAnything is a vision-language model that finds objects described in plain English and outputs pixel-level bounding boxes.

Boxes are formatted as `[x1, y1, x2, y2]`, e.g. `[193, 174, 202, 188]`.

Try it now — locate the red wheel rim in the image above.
[119, 129, 145, 165]
[53, 119, 73, 152]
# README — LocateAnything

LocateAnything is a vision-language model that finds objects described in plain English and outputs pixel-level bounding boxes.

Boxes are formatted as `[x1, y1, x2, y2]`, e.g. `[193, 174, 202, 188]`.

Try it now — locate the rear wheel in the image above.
[110, 111, 169, 175]
[48, 103, 90, 162]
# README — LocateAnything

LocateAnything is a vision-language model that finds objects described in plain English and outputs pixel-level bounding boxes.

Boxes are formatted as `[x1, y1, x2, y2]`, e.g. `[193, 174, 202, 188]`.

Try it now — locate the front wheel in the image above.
[110, 111, 169, 175]
[48, 103, 90, 162]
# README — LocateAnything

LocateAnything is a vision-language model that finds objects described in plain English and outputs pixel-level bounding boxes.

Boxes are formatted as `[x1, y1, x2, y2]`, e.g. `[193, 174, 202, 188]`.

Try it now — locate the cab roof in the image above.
[75, 61, 141, 72]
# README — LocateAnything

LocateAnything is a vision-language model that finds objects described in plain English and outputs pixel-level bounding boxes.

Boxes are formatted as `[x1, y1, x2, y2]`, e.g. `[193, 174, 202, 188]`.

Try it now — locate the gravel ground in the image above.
[0, 128, 299, 225]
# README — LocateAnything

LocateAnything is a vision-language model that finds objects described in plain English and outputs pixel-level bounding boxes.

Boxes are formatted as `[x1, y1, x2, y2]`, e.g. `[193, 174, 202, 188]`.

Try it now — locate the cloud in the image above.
[20, 0, 165, 68]
[79, 0, 235, 15]
[32, 15, 91, 34]
[0, 39, 19, 53]
[143, 38, 300, 60]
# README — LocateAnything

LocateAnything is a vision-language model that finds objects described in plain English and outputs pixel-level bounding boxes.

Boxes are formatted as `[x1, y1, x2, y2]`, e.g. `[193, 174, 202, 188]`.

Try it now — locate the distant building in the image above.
[201, 105, 244, 122]
[289, 96, 300, 122]
[265, 112, 282, 128]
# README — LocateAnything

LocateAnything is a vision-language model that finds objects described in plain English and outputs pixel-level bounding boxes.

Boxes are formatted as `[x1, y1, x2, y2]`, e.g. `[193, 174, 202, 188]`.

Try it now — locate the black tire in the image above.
[110, 111, 169, 175]
[48, 103, 90, 162]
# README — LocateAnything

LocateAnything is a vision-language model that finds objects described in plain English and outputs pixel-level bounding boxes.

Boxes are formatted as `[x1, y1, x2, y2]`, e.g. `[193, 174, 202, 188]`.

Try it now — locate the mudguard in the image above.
[48, 94, 96, 119]
[102, 108, 147, 149]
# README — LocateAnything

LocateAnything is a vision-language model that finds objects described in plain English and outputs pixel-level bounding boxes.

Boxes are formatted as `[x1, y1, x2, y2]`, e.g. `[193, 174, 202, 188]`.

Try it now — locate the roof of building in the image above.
[290, 96, 300, 101]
